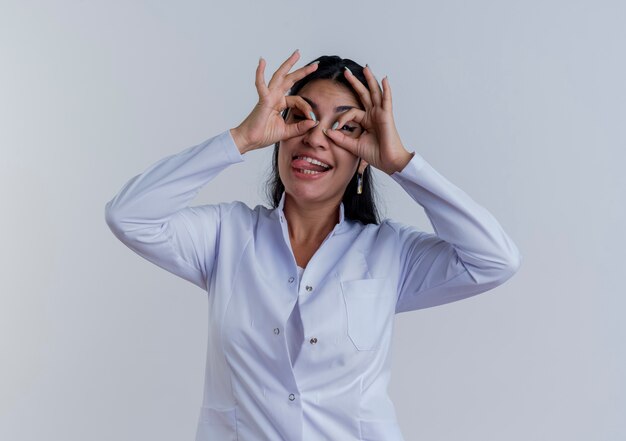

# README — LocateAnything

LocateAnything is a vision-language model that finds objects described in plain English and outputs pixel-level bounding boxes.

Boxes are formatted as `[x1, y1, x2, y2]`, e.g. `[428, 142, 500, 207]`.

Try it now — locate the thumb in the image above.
[283, 119, 318, 139]
[323, 128, 359, 155]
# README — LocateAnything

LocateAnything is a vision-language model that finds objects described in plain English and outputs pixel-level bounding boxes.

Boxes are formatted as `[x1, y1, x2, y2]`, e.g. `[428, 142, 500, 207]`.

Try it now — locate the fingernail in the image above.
[344, 66, 352, 75]
[331, 121, 339, 130]
[311, 60, 320, 65]
[322, 128, 328, 136]
[293, 49, 299, 55]
[308, 111, 317, 122]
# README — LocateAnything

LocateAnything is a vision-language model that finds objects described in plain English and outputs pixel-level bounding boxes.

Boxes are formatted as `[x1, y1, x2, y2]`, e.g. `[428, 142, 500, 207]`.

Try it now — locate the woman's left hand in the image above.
[322, 66, 414, 175]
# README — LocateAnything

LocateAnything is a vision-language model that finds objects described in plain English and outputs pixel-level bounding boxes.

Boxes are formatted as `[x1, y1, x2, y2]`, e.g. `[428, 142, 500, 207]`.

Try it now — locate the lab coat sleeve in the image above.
[104, 129, 245, 291]
[389, 151, 522, 313]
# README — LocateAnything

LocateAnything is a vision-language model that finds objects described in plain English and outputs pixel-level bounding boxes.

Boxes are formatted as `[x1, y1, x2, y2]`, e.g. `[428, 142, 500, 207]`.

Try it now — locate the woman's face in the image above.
[278, 79, 364, 206]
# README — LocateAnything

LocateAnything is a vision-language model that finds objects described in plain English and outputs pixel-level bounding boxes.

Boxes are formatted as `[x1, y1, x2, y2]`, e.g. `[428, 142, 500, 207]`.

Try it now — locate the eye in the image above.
[291, 113, 359, 133]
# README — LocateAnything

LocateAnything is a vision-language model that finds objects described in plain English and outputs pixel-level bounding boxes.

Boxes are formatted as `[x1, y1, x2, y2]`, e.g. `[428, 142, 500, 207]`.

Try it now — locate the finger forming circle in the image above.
[285, 95, 315, 119]
[333, 108, 367, 130]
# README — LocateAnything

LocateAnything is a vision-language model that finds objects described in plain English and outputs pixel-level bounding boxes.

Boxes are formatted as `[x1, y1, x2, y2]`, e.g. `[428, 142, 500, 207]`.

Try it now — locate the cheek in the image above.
[338, 161, 360, 184]
[339, 154, 360, 176]
[277, 159, 288, 181]
[277, 145, 293, 179]
[277, 144, 288, 165]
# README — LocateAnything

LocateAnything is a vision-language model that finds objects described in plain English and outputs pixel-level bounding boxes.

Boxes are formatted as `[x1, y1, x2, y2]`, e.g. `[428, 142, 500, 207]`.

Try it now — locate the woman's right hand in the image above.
[230, 50, 320, 154]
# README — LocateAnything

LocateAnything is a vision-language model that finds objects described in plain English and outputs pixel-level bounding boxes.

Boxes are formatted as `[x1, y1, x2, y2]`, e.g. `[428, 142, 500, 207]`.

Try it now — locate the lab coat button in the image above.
[288, 393, 295, 401]
[288, 277, 295, 283]
[310, 337, 317, 344]
[305, 285, 313, 292]
[273, 327, 280, 335]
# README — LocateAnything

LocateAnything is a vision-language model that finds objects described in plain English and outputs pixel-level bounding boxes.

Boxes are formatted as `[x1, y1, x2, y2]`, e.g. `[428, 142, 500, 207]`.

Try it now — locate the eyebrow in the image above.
[300, 96, 356, 113]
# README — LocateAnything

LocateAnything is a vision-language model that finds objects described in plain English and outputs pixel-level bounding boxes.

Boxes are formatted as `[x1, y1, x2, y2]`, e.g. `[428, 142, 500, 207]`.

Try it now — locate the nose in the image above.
[302, 119, 332, 149]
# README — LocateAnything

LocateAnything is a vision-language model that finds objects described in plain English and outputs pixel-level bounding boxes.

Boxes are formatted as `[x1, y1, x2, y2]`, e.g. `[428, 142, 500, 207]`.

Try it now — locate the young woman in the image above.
[105, 49, 522, 441]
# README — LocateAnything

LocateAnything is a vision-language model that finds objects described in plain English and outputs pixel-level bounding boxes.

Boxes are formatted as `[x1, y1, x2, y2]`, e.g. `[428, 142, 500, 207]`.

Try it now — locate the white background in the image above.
[1, 0, 624, 439]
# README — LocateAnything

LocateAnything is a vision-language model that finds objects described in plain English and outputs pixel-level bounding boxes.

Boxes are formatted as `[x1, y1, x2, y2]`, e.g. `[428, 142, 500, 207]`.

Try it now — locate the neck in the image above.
[283, 193, 341, 245]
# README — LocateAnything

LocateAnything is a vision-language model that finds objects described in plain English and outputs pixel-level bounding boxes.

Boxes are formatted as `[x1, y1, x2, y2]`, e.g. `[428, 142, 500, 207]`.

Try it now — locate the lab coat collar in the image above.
[275, 191, 346, 229]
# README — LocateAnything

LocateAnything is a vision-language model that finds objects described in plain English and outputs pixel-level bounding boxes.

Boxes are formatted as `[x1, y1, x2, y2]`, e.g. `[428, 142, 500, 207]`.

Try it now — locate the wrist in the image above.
[387, 150, 415, 175]
[230, 127, 254, 154]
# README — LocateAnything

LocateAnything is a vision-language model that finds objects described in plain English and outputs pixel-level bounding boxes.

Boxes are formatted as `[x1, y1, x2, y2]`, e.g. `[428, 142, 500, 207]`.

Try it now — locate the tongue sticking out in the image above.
[292, 158, 329, 172]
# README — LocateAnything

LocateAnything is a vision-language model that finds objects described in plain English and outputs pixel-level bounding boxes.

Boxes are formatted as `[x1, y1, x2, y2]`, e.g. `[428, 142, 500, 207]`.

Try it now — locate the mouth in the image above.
[291, 155, 333, 176]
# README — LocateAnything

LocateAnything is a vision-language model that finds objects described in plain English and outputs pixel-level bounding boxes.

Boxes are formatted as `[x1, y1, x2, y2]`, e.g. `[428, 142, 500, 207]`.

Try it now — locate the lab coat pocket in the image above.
[196, 405, 238, 440]
[341, 277, 393, 351]
[359, 418, 405, 441]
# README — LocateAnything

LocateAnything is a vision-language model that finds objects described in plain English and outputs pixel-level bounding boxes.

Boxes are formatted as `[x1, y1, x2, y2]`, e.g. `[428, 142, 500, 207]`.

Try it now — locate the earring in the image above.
[356, 172, 363, 195]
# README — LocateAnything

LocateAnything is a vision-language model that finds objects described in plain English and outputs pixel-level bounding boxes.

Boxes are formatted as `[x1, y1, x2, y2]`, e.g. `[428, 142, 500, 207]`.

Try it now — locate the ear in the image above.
[357, 158, 369, 174]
